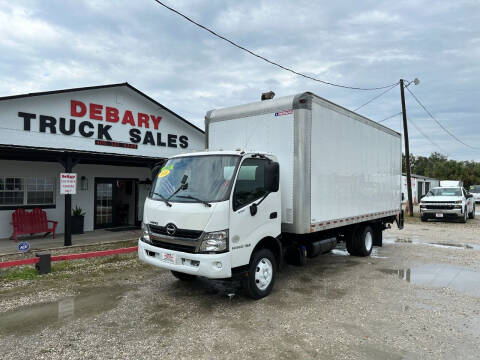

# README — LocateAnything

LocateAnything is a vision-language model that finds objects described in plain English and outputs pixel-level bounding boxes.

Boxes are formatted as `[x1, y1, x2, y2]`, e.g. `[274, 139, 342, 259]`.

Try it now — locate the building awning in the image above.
[0, 144, 163, 168]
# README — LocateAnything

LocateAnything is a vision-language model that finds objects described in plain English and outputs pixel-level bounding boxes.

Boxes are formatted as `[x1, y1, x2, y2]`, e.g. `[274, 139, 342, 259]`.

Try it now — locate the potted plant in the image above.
[72, 206, 85, 234]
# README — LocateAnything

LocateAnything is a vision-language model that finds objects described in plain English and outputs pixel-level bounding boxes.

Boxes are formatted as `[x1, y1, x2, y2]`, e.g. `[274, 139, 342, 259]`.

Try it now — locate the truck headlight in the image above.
[199, 230, 229, 253]
[140, 222, 152, 244]
[456, 200, 463, 204]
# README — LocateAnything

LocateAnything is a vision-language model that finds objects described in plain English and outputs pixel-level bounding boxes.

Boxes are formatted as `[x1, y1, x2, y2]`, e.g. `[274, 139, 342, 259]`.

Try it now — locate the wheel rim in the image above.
[364, 231, 373, 252]
[255, 258, 273, 291]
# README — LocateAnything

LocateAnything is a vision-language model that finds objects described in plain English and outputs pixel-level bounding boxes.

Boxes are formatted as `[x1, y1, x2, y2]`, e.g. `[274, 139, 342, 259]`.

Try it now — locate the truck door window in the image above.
[233, 158, 267, 211]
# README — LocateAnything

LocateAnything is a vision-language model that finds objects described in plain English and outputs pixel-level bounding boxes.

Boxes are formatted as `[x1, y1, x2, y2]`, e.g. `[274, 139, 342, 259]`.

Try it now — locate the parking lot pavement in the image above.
[1, 218, 479, 360]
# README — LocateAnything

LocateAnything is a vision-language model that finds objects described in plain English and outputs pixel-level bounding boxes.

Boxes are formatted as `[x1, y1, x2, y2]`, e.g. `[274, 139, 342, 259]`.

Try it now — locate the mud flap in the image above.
[396, 210, 404, 230]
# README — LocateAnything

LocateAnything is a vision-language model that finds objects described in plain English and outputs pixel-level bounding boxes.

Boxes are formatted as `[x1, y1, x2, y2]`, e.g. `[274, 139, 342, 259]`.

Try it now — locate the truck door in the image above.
[229, 157, 281, 268]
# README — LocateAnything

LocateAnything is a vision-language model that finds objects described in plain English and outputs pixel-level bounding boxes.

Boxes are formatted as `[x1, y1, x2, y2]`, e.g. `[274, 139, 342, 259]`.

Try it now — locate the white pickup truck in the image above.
[419, 186, 475, 222]
[470, 185, 480, 204]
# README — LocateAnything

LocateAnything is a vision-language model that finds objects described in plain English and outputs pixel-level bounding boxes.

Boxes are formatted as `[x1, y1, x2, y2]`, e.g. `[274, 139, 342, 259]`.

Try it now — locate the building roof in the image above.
[402, 173, 439, 181]
[0, 82, 204, 134]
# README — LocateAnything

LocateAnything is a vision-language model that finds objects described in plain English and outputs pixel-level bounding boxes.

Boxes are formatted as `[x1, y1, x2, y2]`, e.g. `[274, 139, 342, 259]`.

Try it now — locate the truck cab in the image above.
[138, 151, 282, 299]
[469, 185, 480, 204]
[419, 186, 475, 222]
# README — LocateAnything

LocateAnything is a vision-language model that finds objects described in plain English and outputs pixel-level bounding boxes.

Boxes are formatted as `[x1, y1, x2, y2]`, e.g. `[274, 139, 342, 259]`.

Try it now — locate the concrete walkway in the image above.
[0, 228, 141, 256]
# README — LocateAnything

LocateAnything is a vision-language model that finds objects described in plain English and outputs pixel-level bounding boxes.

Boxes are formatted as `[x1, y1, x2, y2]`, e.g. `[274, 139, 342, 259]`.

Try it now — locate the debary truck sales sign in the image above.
[0, 85, 204, 158]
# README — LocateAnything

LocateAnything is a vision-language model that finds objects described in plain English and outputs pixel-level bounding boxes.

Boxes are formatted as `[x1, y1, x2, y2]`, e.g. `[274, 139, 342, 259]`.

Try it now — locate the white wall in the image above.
[0, 160, 151, 238]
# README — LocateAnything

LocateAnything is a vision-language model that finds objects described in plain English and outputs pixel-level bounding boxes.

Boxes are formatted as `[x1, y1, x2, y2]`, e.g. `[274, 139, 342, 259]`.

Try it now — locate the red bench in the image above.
[10, 208, 58, 242]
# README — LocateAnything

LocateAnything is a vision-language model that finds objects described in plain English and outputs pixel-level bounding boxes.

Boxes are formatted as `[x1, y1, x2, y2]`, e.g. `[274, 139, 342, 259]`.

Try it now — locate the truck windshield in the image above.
[427, 188, 462, 197]
[469, 185, 480, 193]
[150, 155, 240, 203]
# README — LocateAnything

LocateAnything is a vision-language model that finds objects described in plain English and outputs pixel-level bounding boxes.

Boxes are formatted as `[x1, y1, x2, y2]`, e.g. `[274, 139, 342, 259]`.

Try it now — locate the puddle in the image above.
[380, 264, 480, 297]
[0, 286, 130, 336]
[383, 237, 480, 250]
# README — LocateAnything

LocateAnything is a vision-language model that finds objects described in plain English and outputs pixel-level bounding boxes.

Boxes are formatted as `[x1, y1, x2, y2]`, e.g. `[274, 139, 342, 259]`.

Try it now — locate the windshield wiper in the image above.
[152, 192, 172, 207]
[176, 195, 212, 207]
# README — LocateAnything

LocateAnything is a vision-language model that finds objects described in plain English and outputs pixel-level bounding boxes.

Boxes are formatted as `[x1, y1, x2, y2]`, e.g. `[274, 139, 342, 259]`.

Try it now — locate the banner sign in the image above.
[0, 87, 204, 158]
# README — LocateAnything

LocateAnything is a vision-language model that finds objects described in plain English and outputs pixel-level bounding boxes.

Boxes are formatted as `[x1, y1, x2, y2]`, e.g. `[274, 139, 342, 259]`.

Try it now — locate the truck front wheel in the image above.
[355, 225, 374, 257]
[243, 248, 277, 300]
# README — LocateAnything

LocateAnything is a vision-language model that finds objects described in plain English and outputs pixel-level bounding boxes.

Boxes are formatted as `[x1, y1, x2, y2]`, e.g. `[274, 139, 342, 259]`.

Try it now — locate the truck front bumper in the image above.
[420, 208, 462, 219]
[138, 239, 232, 279]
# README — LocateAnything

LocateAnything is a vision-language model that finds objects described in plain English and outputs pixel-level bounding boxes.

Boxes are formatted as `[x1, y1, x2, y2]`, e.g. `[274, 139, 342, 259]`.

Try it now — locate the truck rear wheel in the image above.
[243, 248, 277, 300]
[355, 225, 374, 257]
[171, 270, 197, 282]
[469, 205, 475, 219]
[346, 236, 359, 256]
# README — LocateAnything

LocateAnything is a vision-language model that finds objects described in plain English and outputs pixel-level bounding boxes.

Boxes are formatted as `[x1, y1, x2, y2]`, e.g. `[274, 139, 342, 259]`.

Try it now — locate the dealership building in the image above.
[0, 83, 204, 242]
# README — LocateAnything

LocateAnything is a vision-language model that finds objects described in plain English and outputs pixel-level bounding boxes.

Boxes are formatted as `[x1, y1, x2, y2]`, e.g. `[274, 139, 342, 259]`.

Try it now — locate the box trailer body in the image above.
[139, 92, 403, 299]
[206, 92, 402, 235]
[440, 180, 463, 188]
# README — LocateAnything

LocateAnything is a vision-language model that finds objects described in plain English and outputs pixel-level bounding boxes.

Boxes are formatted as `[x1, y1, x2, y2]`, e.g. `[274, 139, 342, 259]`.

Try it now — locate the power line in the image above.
[378, 112, 402, 123]
[406, 86, 480, 150]
[407, 117, 446, 154]
[153, 0, 399, 91]
[353, 83, 398, 111]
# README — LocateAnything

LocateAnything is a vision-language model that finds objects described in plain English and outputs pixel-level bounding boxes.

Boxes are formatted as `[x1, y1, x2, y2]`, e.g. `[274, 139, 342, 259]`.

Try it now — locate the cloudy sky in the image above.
[1, 0, 479, 160]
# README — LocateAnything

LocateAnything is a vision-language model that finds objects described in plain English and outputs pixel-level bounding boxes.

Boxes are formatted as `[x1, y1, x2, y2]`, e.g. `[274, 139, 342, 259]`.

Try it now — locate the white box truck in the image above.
[139, 92, 403, 299]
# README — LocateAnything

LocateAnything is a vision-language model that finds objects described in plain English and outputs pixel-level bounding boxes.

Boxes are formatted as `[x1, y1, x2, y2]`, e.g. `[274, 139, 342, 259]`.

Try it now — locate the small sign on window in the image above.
[60, 173, 77, 195]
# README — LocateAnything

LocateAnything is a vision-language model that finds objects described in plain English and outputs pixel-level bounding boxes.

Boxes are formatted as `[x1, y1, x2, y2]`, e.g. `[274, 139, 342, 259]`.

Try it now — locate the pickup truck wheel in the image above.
[355, 226, 374, 257]
[468, 205, 475, 219]
[460, 208, 467, 223]
[171, 270, 197, 282]
[243, 248, 276, 300]
[420, 215, 427, 222]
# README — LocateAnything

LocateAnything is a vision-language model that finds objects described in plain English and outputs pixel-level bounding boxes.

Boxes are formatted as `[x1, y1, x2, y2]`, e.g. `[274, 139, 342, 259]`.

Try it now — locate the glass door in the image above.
[95, 181, 114, 228]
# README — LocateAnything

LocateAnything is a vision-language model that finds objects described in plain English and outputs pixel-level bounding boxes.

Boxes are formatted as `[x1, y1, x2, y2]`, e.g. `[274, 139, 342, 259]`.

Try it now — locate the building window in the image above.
[0, 178, 24, 205]
[0, 177, 56, 207]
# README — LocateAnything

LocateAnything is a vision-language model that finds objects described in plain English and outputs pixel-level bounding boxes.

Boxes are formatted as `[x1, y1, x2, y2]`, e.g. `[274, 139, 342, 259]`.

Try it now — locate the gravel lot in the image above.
[1, 213, 479, 359]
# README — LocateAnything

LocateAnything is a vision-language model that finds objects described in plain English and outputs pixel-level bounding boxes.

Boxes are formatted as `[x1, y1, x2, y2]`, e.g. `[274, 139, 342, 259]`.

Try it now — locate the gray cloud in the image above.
[0, 0, 479, 160]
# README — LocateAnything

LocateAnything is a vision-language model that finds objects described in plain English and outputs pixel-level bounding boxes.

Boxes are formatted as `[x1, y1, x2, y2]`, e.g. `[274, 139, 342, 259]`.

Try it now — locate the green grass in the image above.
[3, 267, 38, 280]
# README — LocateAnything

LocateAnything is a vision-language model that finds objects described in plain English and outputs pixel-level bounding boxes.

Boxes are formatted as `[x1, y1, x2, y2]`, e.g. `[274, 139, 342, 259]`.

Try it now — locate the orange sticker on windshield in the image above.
[158, 169, 170, 178]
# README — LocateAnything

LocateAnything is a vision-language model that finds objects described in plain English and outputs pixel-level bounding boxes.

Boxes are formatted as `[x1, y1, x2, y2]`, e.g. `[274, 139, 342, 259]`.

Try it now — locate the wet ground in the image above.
[0, 213, 479, 359]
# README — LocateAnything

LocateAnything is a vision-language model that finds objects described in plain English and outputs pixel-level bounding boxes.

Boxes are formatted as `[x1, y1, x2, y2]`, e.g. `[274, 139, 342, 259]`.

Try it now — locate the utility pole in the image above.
[400, 79, 414, 217]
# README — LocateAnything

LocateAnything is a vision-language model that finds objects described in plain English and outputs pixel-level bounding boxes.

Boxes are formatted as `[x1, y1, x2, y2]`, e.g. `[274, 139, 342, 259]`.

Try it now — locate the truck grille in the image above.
[421, 201, 456, 204]
[149, 238, 197, 253]
[424, 205, 456, 210]
[148, 224, 203, 239]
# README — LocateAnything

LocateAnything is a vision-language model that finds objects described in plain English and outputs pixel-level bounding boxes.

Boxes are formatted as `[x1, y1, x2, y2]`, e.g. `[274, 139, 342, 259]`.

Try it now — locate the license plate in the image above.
[436, 213, 444, 218]
[162, 252, 175, 264]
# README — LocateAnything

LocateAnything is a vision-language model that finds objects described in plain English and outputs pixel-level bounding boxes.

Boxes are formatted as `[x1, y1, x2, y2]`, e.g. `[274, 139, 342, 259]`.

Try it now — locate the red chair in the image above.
[10, 208, 58, 241]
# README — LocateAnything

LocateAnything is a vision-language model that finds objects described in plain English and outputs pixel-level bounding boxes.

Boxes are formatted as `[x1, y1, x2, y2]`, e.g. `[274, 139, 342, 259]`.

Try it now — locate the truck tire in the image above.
[460, 208, 467, 223]
[355, 225, 374, 257]
[469, 205, 475, 219]
[243, 248, 277, 300]
[420, 215, 427, 222]
[171, 270, 197, 282]
[346, 237, 359, 256]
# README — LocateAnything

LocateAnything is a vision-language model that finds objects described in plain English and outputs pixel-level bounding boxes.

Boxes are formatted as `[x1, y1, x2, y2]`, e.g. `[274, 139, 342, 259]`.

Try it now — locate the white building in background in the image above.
[402, 173, 440, 204]
[0, 83, 204, 240]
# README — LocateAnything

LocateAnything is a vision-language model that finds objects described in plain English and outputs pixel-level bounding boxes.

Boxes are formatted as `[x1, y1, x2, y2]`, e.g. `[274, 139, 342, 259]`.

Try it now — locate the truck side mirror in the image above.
[265, 161, 279, 192]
